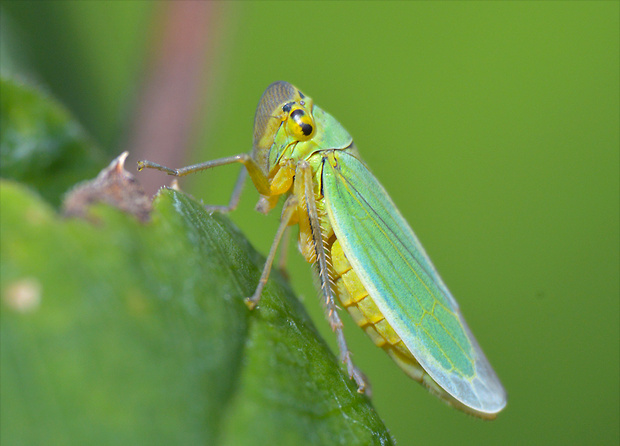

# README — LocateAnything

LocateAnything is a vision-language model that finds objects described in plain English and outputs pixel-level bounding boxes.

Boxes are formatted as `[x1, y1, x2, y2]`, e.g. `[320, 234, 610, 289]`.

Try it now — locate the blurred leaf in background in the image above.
[0, 77, 104, 207]
[1, 2, 618, 445]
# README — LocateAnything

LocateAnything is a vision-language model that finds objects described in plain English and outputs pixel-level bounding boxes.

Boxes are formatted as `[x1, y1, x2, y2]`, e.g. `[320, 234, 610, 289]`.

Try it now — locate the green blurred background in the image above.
[2, 1, 618, 445]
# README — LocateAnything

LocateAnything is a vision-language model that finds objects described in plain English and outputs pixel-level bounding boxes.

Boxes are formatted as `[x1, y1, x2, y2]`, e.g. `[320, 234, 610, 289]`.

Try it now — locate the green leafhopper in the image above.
[138, 81, 507, 418]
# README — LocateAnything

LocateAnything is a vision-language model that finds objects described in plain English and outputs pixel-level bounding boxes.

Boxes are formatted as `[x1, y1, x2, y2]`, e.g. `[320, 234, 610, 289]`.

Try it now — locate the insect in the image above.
[138, 81, 507, 418]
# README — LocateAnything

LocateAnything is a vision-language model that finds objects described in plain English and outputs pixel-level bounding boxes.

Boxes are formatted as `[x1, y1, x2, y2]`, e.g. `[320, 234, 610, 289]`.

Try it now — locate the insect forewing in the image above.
[322, 150, 507, 416]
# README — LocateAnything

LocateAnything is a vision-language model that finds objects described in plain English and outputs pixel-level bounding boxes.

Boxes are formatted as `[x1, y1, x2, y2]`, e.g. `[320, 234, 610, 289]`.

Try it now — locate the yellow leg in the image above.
[245, 195, 298, 310]
[296, 161, 370, 395]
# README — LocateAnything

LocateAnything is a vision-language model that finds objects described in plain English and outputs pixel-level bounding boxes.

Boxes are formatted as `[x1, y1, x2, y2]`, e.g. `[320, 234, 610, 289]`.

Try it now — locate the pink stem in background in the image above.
[127, 1, 216, 196]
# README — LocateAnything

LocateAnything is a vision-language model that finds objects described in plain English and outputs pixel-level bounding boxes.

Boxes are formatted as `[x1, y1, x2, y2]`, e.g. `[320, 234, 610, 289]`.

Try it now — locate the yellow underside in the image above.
[329, 238, 483, 414]
[330, 239, 428, 383]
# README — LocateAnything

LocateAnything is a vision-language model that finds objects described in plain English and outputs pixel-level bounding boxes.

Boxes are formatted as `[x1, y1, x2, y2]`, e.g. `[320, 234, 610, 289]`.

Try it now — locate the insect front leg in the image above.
[138, 153, 272, 210]
[296, 161, 370, 395]
[245, 195, 298, 310]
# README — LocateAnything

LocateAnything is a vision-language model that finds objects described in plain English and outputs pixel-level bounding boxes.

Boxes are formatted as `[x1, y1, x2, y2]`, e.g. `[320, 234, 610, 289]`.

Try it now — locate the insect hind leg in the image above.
[298, 161, 371, 395]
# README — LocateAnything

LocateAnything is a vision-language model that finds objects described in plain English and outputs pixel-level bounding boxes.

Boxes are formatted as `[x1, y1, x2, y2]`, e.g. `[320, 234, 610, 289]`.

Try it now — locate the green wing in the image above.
[322, 150, 506, 415]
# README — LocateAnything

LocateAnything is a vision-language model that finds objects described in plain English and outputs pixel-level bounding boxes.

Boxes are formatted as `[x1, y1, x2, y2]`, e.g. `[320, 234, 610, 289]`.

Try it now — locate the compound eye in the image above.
[282, 102, 293, 113]
[287, 106, 315, 141]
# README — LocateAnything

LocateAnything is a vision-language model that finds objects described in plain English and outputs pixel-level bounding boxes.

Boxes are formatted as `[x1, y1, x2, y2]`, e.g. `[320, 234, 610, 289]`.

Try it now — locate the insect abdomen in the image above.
[331, 237, 493, 414]
[331, 239, 429, 383]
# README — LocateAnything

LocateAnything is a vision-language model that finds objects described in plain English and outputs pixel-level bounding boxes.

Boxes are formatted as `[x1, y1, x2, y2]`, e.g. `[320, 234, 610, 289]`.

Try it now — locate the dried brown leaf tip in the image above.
[63, 152, 152, 223]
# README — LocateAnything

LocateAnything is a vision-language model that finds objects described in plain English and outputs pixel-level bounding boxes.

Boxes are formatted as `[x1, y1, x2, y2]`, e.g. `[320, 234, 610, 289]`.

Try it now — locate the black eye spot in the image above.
[290, 109, 313, 137]
[282, 102, 293, 113]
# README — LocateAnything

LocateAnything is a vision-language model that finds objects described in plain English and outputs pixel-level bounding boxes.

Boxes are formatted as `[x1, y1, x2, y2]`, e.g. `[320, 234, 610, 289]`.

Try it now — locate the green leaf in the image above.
[1, 180, 393, 445]
[0, 75, 105, 207]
